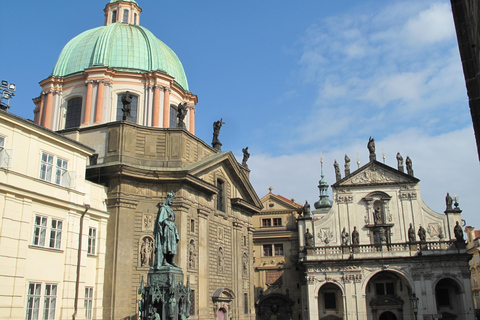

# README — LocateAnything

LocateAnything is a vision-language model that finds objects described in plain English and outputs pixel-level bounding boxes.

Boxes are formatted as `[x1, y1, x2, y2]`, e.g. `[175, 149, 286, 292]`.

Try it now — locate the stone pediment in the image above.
[334, 161, 419, 187]
[260, 193, 302, 212]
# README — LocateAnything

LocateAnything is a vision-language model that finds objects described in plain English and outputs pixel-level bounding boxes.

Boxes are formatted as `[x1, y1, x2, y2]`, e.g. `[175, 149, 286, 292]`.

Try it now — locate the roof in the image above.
[110, 0, 138, 3]
[51, 23, 189, 90]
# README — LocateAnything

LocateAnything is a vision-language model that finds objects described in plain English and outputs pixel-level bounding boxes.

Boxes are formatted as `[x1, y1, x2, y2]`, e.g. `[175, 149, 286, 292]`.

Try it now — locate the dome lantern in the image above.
[104, 0, 142, 26]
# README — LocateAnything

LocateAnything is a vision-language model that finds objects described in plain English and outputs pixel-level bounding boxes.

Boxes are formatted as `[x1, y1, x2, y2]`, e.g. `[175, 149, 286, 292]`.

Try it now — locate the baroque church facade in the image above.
[296, 146, 474, 320]
[30, 1, 262, 319]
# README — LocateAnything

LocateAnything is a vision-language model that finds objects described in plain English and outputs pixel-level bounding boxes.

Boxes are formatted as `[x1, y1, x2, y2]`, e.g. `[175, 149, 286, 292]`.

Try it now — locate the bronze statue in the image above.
[241, 147, 250, 168]
[176, 102, 188, 128]
[454, 221, 464, 241]
[153, 192, 180, 268]
[212, 119, 225, 151]
[121, 91, 133, 120]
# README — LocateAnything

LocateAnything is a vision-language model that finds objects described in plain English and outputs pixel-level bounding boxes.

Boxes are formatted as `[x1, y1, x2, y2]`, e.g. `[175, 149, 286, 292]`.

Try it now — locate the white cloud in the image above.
[248, 126, 480, 228]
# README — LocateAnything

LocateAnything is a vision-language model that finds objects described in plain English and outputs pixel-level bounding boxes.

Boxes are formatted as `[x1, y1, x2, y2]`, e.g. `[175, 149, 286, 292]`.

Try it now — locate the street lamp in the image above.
[0, 80, 16, 111]
[410, 293, 419, 319]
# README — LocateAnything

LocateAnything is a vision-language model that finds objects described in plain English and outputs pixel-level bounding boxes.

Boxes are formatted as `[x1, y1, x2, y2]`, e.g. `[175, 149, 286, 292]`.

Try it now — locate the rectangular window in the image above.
[123, 9, 129, 23]
[190, 219, 195, 233]
[0, 136, 11, 168]
[263, 244, 272, 257]
[88, 228, 96, 255]
[111, 10, 117, 23]
[376, 283, 385, 295]
[274, 244, 284, 256]
[244, 293, 248, 314]
[40, 152, 54, 182]
[55, 158, 68, 186]
[33, 215, 48, 247]
[49, 219, 62, 249]
[262, 219, 271, 227]
[324, 292, 336, 309]
[43, 284, 57, 320]
[190, 290, 195, 315]
[272, 218, 282, 226]
[85, 287, 94, 320]
[26, 282, 41, 320]
[217, 180, 225, 212]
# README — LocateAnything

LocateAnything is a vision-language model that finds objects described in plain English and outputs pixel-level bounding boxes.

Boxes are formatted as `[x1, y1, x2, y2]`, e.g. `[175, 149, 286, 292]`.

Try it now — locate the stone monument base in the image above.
[139, 266, 191, 320]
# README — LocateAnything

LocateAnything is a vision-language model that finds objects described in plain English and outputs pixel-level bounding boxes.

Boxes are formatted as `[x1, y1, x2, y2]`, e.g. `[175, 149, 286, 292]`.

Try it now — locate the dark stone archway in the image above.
[256, 293, 294, 320]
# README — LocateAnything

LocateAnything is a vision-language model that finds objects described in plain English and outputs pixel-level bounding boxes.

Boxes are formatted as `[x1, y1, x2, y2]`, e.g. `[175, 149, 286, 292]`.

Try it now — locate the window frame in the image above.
[32, 215, 63, 250]
[216, 179, 225, 212]
[87, 227, 97, 255]
[49, 219, 63, 250]
[85, 287, 94, 320]
[33, 215, 48, 247]
[262, 243, 284, 257]
[272, 218, 282, 226]
[43, 283, 57, 320]
[262, 219, 271, 227]
[26, 282, 42, 320]
[64, 97, 83, 129]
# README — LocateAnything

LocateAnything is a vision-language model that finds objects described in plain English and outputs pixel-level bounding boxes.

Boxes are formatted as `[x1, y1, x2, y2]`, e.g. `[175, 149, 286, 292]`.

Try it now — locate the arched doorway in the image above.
[435, 278, 464, 319]
[255, 293, 294, 320]
[318, 283, 344, 319]
[366, 271, 414, 320]
[379, 311, 397, 320]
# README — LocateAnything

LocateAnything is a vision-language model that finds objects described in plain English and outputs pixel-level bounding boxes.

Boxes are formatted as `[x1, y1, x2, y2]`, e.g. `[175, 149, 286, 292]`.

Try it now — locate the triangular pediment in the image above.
[260, 193, 302, 212]
[333, 161, 419, 188]
[186, 151, 263, 213]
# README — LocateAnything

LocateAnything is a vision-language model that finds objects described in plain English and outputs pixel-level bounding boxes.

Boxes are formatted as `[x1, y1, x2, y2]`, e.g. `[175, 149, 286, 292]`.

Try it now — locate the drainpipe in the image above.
[73, 204, 90, 320]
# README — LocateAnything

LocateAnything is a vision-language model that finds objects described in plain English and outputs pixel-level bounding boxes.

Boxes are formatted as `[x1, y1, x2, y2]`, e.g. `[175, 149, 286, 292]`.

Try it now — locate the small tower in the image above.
[314, 157, 332, 210]
[104, 0, 142, 26]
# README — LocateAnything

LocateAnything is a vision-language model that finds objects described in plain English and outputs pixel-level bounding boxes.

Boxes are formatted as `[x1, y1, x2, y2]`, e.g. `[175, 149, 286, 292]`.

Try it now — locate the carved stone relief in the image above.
[318, 228, 334, 244]
[143, 213, 154, 231]
[344, 164, 410, 185]
[139, 236, 154, 267]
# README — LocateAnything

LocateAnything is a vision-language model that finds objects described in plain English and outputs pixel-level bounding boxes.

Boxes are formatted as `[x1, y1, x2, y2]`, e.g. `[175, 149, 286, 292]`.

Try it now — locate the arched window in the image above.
[65, 97, 82, 129]
[111, 10, 117, 23]
[123, 9, 129, 23]
[133, 13, 137, 25]
[169, 105, 178, 128]
[116, 93, 138, 123]
[217, 179, 225, 212]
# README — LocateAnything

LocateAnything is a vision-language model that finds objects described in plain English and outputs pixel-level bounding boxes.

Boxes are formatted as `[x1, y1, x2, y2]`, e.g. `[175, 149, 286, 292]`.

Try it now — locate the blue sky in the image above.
[2, 0, 480, 228]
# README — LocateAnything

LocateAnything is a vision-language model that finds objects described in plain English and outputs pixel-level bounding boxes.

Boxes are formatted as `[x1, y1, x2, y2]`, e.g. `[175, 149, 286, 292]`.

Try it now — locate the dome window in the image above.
[111, 10, 117, 24]
[65, 97, 82, 129]
[134, 13, 137, 25]
[169, 105, 178, 128]
[123, 9, 129, 23]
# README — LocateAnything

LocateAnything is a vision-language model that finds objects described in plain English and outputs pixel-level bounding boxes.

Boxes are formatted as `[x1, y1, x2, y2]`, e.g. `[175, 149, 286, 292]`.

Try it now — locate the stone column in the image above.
[152, 85, 162, 127]
[37, 94, 45, 126]
[188, 105, 195, 135]
[162, 87, 171, 128]
[94, 80, 105, 124]
[197, 208, 209, 318]
[43, 91, 54, 129]
[83, 80, 94, 126]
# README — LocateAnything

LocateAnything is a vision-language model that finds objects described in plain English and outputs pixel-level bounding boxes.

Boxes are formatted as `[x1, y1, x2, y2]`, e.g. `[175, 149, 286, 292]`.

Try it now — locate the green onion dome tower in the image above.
[33, 0, 198, 133]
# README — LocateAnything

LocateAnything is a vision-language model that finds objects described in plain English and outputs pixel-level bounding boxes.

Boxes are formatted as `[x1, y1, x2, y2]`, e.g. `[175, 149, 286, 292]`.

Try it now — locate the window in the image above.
[116, 93, 138, 123]
[0, 136, 11, 168]
[263, 244, 284, 257]
[263, 244, 272, 257]
[217, 179, 225, 212]
[33, 215, 48, 247]
[43, 284, 57, 320]
[26, 282, 41, 320]
[190, 219, 195, 233]
[133, 13, 137, 25]
[111, 10, 117, 23]
[375, 282, 395, 296]
[25, 283, 57, 320]
[123, 9, 129, 23]
[169, 105, 178, 128]
[40, 152, 70, 187]
[274, 244, 284, 256]
[324, 292, 336, 309]
[262, 219, 271, 227]
[88, 228, 96, 255]
[273, 218, 282, 226]
[49, 219, 63, 249]
[85, 287, 94, 320]
[65, 97, 82, 129]
[190, 290, 195, 315]
[244, 293, 248, 314]
[32, 215, 63, 250]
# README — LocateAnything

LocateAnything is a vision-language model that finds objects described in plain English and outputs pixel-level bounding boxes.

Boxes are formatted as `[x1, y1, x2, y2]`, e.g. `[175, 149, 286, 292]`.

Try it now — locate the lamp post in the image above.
[0, 80, 16, 111]
[410, 293, 419, 320]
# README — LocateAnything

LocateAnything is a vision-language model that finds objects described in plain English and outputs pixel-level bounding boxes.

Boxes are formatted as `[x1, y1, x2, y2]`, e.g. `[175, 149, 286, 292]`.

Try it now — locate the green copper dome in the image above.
[51, 23, 189, 90]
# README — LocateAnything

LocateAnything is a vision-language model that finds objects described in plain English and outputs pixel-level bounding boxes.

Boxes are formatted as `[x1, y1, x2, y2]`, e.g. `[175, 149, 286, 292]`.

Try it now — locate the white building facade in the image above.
[0, 110, 109, 320]
[298, 154, 474, 320]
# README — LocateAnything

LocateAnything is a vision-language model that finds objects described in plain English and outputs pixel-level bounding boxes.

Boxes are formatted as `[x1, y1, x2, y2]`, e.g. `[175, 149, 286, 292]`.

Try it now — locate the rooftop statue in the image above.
[177, 102, 188, 128]
[367, 137, 376, 161]
[445, 192, 453, 210]
[344, 154, 351, 176]
[153, 192, 180, 268]
[454, 221, 464, 242]
[212, 119, 225, 151]
[396, 152, 404, 172]
[121, 91, 133, 120]
[334, 160, 341, 181]
[242, 147, 250, 168]
[406, 156, 414, 176]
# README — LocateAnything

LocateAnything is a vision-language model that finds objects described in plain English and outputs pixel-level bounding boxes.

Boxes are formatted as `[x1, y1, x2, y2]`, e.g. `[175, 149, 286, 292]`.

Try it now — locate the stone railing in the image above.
[304, 240, 465, 261]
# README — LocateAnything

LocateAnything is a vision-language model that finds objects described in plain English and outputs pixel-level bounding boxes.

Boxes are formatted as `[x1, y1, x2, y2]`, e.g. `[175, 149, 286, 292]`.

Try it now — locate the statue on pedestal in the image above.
[177, 102, 188, 128]
[154, 192, 180, 268]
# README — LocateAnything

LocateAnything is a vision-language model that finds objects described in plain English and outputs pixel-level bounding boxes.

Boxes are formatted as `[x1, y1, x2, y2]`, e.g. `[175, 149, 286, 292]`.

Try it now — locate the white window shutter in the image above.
[66, 171, 76, 188]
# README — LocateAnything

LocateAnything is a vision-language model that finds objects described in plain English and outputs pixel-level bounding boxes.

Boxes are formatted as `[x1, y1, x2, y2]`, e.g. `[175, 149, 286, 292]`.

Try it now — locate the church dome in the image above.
[51, 23, 189, 90]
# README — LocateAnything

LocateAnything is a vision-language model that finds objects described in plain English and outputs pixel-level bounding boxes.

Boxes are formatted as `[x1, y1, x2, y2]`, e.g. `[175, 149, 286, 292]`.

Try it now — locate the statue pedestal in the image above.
[139, 266, 191, 320]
